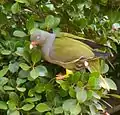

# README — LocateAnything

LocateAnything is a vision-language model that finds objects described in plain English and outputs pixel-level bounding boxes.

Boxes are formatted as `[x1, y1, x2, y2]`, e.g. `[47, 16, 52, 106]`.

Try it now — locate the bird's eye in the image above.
[36, 35, 40, 40]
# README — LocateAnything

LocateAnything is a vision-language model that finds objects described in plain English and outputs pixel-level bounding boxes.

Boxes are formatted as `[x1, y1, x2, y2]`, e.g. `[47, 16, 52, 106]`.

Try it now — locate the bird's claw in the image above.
[56, 73, 65, 80]
[56, 69, 73, 80]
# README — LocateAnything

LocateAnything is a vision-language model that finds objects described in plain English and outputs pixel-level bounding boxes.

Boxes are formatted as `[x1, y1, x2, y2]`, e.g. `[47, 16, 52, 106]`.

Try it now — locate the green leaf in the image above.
[9, 62, 19, 73]
[30, 65, 48, 79]
[7, 100, 16, 110]
[30, 68, 39, 79]
[1, 50, 11, 55]
[53, 28, 61, 35]
[59, 88, 68, 97]
[35, 83, 45, 93]
[89, 105, 96, 115]
[0, 101, 7, 110]
[0, 77, 8, 86]
[36, 103, 51, 112]
[31, 49, 41, 65]
[16, 78, 26, 86]
[0, 12, 7, 26]
[37, 65, 48, 76]
[88, 58, 100, 73]
[46, 3, 55, 10]
[88, 76, 100, 89]
[13, 30, 27, 38]
[4, 86, 15, 91]
[56, 80, 69, 91]
[11, 2, 21, 14]
[87, 90, 93, 100]
[0, 67, 8, 77]
[69, 72, 81, 83]
[45, 83, 53, 92]
[54, 107, 63, 114]
[45, 15, 60, 29]
[102, 64, 109, 75]
[23, 50, 31, 63]
[7, 110, 20, 115]
[107, 94, 120, 98]
[15, 47, 24, 56]
[18, 70, 29, 78]
[62, 99, 76, 111]
[21, 103, 34, 111]
[29, 0, 40, 4]
[101, 60, 109, 74]
[75, 18, 87, 28]
[77, 81, 84, 87]
[76, 88, 87, 103]
[15, 0, 28, 4]
[9, 92, 19, 104]
[94, 103, 104, 111]
[26, 17, 34, 31]
[105, 78, 117, 90]
[69, 87, 76, 98]
[54, 17, 60, 27]
[19, 63, 31, 71]
[100, 0, 108, 5]
[28, 89, 35, 97]
[45, 15, 55, 29]
[16, 87, 26, 92]
[92, 91, 101, 99]
[24, 96, 41, 103]
[70, 104, 81, 115]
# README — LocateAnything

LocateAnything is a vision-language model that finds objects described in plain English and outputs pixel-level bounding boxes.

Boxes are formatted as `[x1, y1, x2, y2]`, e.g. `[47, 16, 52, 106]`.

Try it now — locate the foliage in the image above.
[0, 0, 120, 115]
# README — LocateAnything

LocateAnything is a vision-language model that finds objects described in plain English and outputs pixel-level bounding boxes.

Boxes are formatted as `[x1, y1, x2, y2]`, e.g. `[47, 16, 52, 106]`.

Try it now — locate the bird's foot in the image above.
[56, 73, 65, 80]
[56, 69, 73, 80]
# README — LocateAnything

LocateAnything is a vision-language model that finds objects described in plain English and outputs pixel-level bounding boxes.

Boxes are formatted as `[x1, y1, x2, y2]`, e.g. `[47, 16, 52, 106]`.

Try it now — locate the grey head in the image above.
[30, 29, 54, 46]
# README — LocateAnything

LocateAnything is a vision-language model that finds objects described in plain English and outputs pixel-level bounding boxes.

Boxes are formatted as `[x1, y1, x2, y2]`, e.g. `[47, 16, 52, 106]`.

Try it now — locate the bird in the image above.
[30, 29, 110, 89]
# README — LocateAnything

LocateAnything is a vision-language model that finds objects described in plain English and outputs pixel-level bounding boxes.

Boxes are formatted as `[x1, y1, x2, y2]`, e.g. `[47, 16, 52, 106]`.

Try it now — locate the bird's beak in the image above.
[30, 41, 38, 49]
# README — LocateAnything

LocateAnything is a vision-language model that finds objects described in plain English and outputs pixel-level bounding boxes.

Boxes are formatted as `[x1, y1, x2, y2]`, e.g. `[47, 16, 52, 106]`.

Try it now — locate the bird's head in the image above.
[30, 29, 52, 49]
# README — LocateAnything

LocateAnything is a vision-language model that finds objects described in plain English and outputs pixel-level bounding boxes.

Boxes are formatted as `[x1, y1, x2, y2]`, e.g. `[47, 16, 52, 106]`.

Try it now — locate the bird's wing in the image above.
[58, 32, 106, 49]
[49, 37, 95, 63]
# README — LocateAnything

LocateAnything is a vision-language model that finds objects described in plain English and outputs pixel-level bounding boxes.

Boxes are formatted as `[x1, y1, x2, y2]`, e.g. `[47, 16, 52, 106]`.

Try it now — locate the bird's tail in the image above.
[75, 39, 107, 49]
[93, 51, 110, 59]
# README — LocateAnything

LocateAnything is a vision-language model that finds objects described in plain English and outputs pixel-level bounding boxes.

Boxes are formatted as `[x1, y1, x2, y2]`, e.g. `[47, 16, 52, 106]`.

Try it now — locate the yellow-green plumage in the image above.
[30, 29, 108, 71]
[30, 29, 110, 90]
[50, 36, 94, 62]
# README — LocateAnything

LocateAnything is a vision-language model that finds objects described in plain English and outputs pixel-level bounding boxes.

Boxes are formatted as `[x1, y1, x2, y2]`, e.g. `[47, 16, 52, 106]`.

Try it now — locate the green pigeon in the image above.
[30, 29, 109, 72]
[30, 29, 110, 90]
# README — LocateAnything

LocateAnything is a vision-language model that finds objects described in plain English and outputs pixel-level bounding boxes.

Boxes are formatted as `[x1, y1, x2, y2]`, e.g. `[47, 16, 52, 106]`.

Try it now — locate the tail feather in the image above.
[93, 51, 110, 59]
[75, 39, 107, 49]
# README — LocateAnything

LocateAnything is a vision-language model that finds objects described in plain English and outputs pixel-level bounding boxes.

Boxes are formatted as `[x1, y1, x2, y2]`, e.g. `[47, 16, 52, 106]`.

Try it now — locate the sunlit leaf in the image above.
[9, 62, 19, 73]
[21, 103, 34, 111]
[62, 99, 76, 111]
[19, 63, 31, 71]
[54, 107, 63, 114]
[0, 101, 7, 110]
[7, 110, 20, 115]
[31, 49, 41, 65]
[11, 2, 21, 14]
[16, 87, 26, 92]
[36, 103, 51, 112]
[13, 30, 27, 38]
[0, 67, 8, 77]
[26, 17, 34, 31]
[4, 86, 15, 91]
[76, 88, 87, 103]
[105, 78, 117, 90]
[1, 50, 11, 55]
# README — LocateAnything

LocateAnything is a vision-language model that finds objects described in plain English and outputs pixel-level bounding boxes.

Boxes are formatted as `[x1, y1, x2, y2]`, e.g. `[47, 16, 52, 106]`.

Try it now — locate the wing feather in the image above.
[49, 37, 95, 62]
